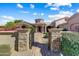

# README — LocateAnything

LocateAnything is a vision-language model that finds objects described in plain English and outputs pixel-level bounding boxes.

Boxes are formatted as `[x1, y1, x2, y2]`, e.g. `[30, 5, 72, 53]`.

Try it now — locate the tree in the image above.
[5, 21, 15, 28]
[5, 19, 34, 30]
[5, 20, 23, 30]
[5, 20, 23, 27]
[14, 20, 23, 23]
[5, 21, 16, 30]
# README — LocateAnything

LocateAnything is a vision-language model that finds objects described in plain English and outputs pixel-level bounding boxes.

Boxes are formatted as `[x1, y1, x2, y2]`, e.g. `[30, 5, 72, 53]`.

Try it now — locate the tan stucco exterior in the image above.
[67, 13, 79, 32]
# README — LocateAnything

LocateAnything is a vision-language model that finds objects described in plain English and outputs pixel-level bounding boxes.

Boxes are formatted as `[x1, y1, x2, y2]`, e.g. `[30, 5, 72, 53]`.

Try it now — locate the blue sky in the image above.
[0, 3, 79, 25]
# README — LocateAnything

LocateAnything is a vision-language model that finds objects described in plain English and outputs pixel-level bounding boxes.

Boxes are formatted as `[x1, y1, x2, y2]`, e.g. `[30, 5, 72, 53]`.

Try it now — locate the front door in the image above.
[38, 27, 42, 32]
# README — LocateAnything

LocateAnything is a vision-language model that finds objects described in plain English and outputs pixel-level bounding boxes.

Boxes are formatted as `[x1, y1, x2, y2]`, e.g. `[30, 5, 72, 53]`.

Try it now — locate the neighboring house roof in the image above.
[16, 21, 33, 27]
[35, 18, 44, 21]
[50, 17, 70, 27]
[0, 21, 33, 31]
[68, 13, 79, 22]
[56, 17, 70, 21]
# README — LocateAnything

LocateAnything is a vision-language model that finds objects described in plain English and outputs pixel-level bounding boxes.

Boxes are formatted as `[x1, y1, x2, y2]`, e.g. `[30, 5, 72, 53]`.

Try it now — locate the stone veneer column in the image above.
[48, 28, 62, 52]
[15, 29, 31, 52]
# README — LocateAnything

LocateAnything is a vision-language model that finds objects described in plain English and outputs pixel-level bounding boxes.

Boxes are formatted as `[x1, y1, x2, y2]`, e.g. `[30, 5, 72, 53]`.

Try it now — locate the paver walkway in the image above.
[33, 32, 61, 56]
[11, 32, 61, 56]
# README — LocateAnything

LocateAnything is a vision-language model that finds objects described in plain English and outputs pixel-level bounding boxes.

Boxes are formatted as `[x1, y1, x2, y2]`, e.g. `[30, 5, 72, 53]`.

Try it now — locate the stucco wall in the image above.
[0, 30, 31, 52]
[67, 14, 79, 31]
[55, 19, 67, 27]
[0, 32, 15, 52]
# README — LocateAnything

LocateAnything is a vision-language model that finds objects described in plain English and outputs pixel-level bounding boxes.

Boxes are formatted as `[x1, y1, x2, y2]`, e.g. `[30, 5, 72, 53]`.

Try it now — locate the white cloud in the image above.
[48, 14, 65, 20]
[45, 3, 72, 8]
[48, 11, 73, 21]
[23, 19, 35, 23]
[50, 7, 59, 10]
[17, 4, 23, 8]
[30, 4, 35, 9]
[1, 16, 14, 20]
[0, 16, 15, 25]
[33, 13, 37, 15]
[59, 11, 73, 16]
[47, 3, 53, 6]
[0, 16, 25, 25]
[45, 3, 72, 11]
[21, 11, 29, 14]
[53, 3, 72, 7]
[45, 3, 53, 8]
[76, 9, 79, 12]
[41, 13, 44, 16]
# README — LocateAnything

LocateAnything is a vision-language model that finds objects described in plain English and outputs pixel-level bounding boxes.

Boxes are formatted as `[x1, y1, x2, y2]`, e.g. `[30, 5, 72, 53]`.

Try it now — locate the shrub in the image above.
[43, 32, 48, 38]
[61, 32, 79, 56]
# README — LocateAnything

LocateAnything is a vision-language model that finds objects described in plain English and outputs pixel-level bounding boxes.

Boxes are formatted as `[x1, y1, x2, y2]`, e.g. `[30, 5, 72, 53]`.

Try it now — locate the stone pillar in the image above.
[48, 28, 62, 52]
[16, 29, 30, 52]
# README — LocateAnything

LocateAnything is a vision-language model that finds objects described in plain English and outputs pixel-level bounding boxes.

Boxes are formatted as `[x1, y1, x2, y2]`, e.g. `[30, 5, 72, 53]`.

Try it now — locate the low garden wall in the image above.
[0, 31, 15, 56]
[0, 29, 34, 56]
[61, 31, 79, 56]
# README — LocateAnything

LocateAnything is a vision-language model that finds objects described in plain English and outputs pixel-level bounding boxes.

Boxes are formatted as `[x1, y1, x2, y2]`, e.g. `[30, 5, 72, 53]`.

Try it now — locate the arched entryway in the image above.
[37, 26, 42, 32]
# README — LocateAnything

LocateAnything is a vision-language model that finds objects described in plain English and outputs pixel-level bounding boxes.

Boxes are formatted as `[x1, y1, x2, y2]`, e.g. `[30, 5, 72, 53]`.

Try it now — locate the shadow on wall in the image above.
[33, 42, 61, 56]
[11, 32, 19, 51]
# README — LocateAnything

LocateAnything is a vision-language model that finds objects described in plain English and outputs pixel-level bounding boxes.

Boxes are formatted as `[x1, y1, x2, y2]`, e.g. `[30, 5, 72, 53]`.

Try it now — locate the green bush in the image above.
[61, 32, 79, 56]
[0, 45, 11, 56]
[43, 32, 48, 38]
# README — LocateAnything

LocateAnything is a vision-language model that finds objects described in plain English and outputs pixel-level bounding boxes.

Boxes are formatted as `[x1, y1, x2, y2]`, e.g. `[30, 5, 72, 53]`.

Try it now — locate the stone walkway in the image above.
[33, 32, 61, 56]
[11, 32, 61, 56]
